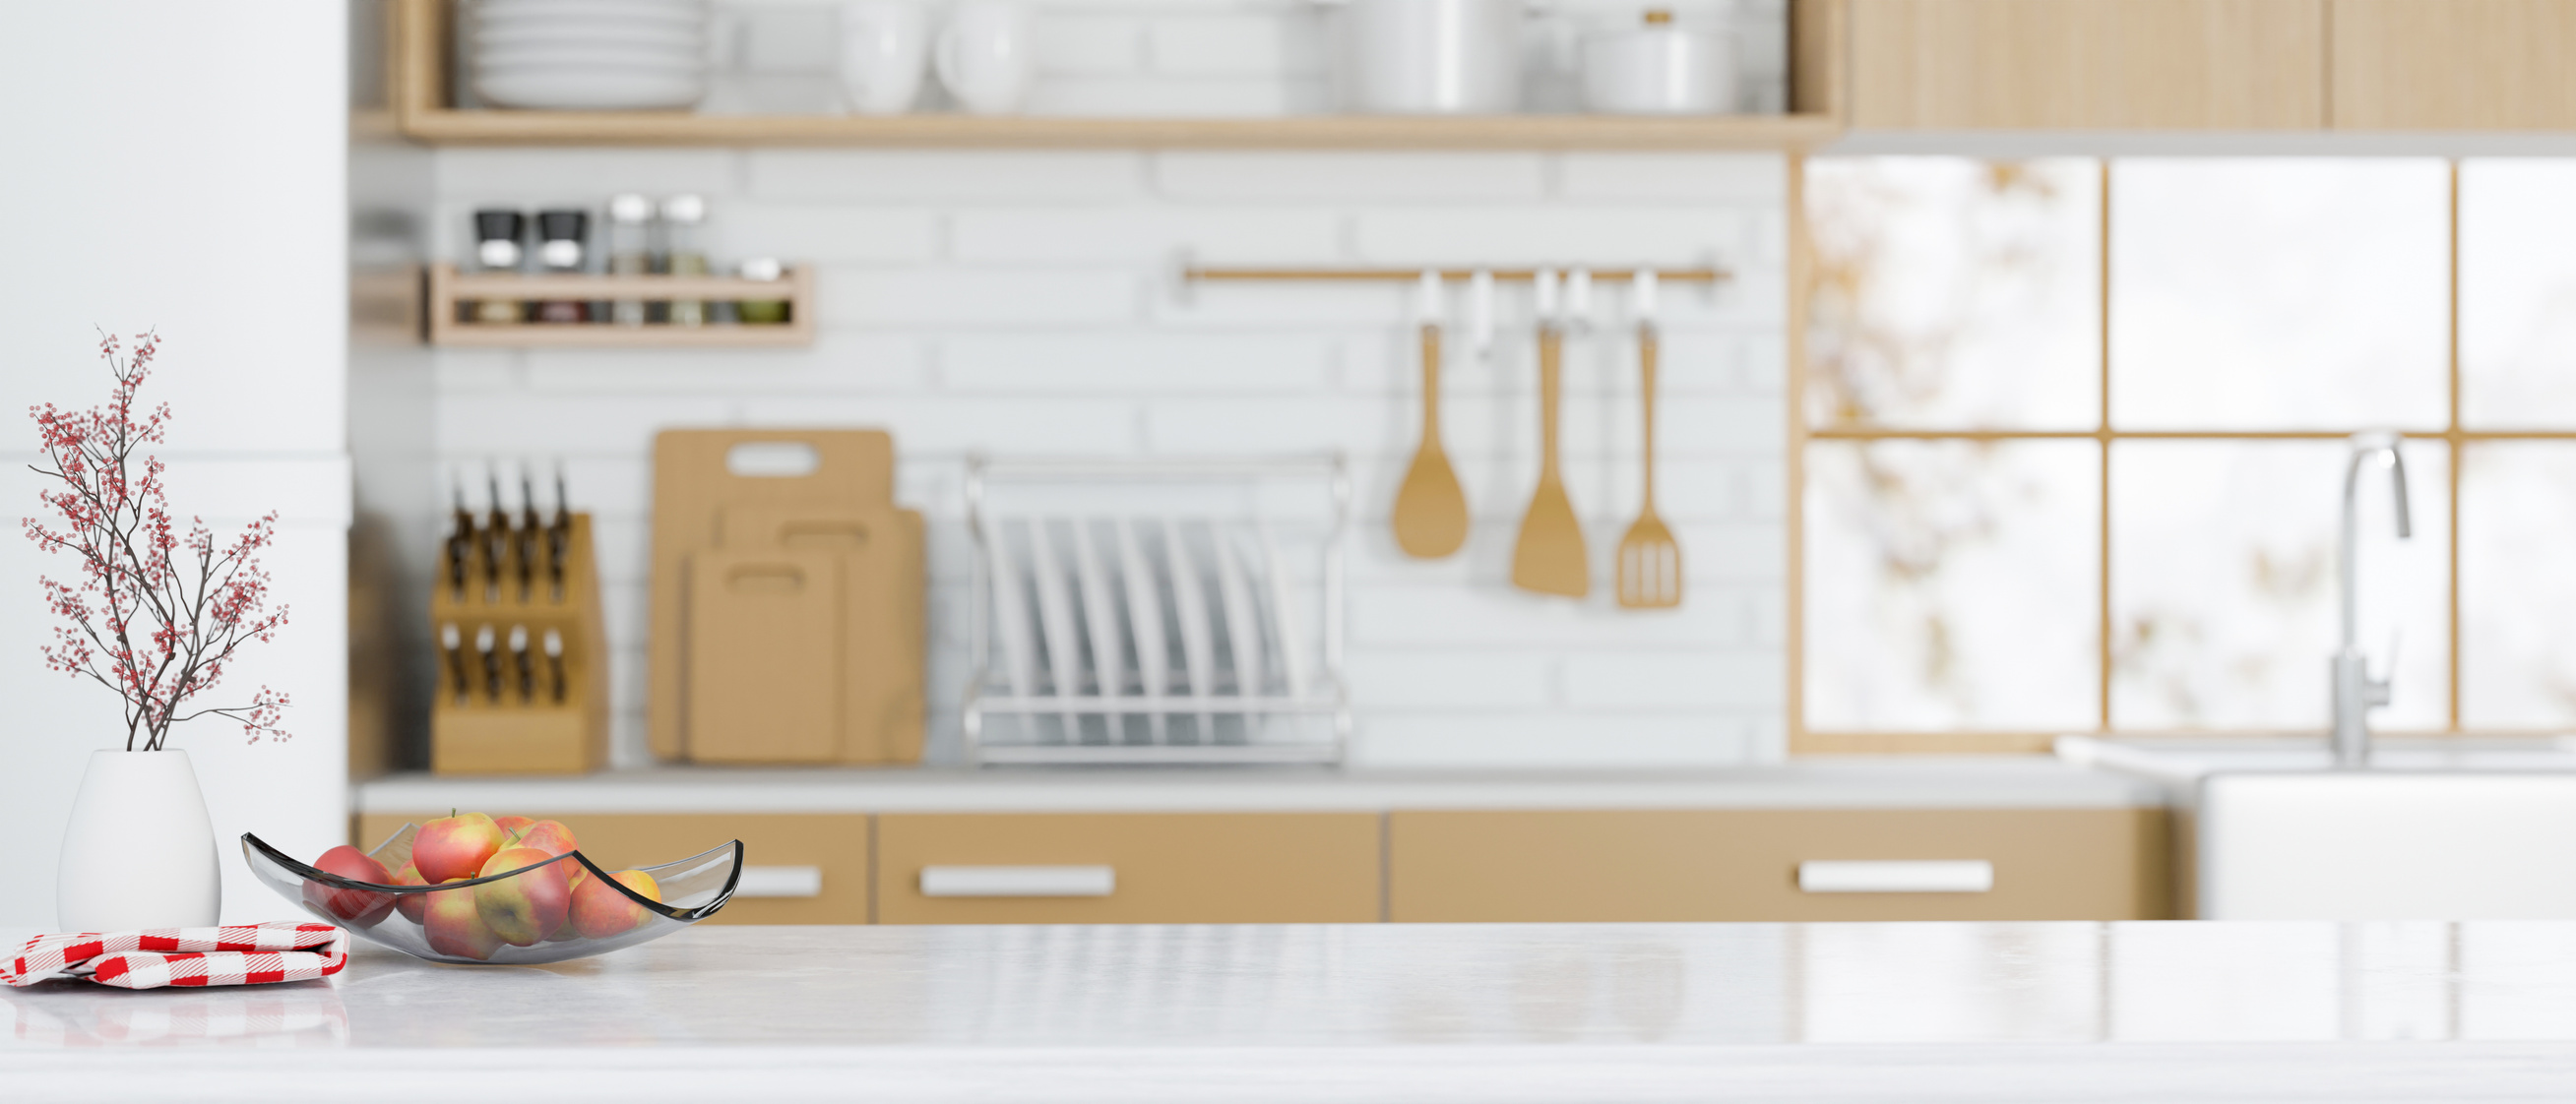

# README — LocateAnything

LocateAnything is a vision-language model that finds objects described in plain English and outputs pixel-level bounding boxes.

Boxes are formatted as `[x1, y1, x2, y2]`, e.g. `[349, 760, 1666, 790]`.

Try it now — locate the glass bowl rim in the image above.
[240, 829, 742, 923]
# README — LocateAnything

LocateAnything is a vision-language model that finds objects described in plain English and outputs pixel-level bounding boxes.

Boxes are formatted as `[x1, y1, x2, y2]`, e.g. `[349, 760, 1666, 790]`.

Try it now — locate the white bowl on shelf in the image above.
[474, 23, 704, 51]
[475, 0, 704, 20]
[472, 67, 707, 110]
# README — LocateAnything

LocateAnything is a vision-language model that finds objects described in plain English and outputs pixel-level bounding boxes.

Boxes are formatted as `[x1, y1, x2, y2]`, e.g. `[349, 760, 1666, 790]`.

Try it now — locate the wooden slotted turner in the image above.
[1512, 271, 1589, 597]
[1616, 309, 1681, 609]
[1392, 274, 1468, 558]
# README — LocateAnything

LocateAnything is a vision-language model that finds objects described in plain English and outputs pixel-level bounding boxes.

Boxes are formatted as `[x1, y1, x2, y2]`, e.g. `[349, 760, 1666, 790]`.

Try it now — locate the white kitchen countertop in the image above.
[353, 757, 2163, 814]
[6, 921, 2575, 1102]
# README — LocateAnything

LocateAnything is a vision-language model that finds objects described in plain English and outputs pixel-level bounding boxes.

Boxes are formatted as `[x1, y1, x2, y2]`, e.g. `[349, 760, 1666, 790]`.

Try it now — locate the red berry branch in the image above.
[24, 332, 290, 751]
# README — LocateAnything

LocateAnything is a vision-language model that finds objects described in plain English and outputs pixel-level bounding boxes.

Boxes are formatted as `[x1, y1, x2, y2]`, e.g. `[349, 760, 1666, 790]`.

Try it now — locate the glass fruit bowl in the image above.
[240, 825, 741, 965]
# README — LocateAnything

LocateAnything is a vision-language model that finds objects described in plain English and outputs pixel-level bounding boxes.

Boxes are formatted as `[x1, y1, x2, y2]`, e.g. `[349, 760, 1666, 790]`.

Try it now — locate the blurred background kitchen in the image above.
[8, 0, 2573, 934]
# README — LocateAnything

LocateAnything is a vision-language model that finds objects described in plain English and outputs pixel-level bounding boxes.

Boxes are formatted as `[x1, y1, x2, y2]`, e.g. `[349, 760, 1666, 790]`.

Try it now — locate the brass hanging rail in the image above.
[1180, 266, 1728, 283]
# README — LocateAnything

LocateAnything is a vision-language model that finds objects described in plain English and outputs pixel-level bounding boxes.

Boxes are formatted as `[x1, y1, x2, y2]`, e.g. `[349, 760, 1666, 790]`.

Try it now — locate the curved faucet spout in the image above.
[2333, 432, 2412, 768]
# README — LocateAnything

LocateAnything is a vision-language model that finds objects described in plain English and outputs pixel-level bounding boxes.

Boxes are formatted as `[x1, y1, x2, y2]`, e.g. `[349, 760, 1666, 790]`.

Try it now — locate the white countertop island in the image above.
[9, 921, 2576, 1102]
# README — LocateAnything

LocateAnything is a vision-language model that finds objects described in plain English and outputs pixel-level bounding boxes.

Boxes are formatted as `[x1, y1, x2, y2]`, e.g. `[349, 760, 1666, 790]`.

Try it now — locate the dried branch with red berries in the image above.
[25, 332, 290, 751]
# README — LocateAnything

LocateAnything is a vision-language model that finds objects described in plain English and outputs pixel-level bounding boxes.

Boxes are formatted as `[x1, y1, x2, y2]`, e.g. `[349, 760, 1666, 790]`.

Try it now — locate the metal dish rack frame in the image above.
[963, 455, 1351, 767]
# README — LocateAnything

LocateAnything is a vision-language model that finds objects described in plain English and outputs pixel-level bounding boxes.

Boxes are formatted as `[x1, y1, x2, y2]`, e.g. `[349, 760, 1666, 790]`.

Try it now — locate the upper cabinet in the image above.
[1850, 0, 2326, 129]
[2331, 0, 2576, 129]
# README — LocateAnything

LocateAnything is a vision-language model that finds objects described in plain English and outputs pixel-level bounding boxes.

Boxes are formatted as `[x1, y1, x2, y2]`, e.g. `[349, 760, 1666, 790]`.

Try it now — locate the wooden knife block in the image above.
[429, 514, 609, 775]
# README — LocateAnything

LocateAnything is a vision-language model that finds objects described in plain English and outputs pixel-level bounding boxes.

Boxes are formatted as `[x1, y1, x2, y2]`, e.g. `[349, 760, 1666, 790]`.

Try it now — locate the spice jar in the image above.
[660, 194, 709, 328]
[534, 209, 590, 324]
[736, 257, 788, 325]
[470, 210, 526, 325]
[606, 194, 653, 327]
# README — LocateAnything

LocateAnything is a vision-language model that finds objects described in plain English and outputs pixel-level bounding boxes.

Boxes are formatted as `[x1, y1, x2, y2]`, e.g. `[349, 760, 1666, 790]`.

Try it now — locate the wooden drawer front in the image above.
[1390, 809, 2169, 922]
[876, 813, 1381, 925]
[2331, 0, 2576, 129]
[357, 812, 870, 925]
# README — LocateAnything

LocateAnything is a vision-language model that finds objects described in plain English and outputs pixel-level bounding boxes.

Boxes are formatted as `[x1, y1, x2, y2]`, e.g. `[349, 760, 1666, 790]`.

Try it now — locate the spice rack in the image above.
[430, 512, 609, 774]
[423, 264, 816, 348]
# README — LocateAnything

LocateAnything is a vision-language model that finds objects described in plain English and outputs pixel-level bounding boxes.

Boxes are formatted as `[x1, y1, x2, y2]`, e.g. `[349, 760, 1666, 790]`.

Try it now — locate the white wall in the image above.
[0, 4, 349, 927]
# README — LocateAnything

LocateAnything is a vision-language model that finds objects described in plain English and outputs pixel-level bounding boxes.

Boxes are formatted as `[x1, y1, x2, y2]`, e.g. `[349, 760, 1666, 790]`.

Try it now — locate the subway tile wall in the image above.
[428, 5, 1791, 769]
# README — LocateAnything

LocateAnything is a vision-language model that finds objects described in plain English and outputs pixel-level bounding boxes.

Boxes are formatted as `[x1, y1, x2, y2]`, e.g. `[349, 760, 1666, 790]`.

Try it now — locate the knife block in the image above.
[429, 513, 609, 775]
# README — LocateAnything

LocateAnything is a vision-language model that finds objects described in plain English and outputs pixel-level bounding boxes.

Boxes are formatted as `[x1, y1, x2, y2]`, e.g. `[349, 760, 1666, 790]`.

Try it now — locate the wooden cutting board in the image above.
[718, 503, 925, 765]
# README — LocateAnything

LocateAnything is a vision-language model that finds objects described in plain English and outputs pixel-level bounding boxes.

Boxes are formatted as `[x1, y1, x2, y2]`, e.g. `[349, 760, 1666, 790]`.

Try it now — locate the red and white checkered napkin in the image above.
[3, 923, 349, 990]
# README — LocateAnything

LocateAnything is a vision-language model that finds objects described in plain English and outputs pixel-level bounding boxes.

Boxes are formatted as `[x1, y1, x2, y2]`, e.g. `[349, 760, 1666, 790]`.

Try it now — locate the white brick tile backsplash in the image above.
[1560, 650, 1786, 709]
[428, 119, 1791, 768]
[944, 332, 1332, 394]
[1556, 153, 1788, 204]
[1032, 77, 1317, 118]
[435, 149, 738, 205]
[1037, 12, 1147, 76]
[1351, 206, 1757, 268]
[950, 207, 1343, 264]
[707, 206, 941, 263]
[750, 151, 1147, 203]
[1146, 13, 1325, 77]
[1155, 153, 1548, 202]
[817, 266, 1142, 326]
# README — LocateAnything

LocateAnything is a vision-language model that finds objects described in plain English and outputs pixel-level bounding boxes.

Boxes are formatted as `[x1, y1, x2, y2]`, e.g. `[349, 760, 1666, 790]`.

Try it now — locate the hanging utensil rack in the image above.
[964, 456, 1351, 767]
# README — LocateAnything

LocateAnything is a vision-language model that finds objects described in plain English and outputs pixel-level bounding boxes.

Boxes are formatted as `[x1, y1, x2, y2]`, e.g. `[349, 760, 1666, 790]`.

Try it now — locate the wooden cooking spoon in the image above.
[1392, 275, 1468, 558]
[1512, 271, 1589, 597]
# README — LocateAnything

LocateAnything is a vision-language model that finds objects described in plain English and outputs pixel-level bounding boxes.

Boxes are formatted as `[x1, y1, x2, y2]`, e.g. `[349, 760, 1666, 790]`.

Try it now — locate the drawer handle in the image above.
[919, 865, 1115, 898]
[1798, 860, 1993, 894]
[735, 865, 824, 898]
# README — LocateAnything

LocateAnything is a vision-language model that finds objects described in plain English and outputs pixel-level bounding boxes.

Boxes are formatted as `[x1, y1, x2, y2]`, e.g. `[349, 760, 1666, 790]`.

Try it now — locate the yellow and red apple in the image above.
[390, 861, 431, 923]
[570, 869, 662, 939]
[473, 847, 573, 947]
[424, 879, 502, 960]
[414, 813, 507, 883]
[301, 845, 396, 929]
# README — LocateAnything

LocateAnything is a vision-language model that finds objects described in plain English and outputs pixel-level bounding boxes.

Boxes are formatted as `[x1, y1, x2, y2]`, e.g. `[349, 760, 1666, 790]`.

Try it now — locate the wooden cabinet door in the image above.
[876, 813, 1382, 924]
[357, 812, 872, 925]
[1390, 808, 2171, 922]
[1851, 0, 2325, 128]
[2332, 0, 2576, 128]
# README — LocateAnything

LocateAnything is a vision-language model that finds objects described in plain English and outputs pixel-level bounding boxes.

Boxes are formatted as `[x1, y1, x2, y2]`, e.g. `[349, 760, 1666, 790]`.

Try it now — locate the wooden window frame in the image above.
[1789, 156, 2576, 755]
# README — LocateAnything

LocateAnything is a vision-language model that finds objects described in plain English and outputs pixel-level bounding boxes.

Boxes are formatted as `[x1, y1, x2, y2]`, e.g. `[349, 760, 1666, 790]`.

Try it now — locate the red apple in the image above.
[390, 861, 431, 923]
[413, 813, 506, 884]
[473, 847, 572, 947]
[569, 869, 662, 940]
[424, 879, 502, 960]
[511, 820, 586, 890]
[494, 815, 536, 836]
[301, 845, 396, 929]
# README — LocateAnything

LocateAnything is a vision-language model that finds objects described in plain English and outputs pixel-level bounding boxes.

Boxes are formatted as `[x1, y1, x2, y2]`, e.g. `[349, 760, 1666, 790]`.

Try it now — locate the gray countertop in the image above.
[354, 757, 2162, 814]
[7, 921, 2576, 1101]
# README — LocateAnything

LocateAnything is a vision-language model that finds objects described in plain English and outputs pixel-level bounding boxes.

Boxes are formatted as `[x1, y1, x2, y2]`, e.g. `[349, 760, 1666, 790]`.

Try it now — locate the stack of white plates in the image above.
[471, 0, 710, 111]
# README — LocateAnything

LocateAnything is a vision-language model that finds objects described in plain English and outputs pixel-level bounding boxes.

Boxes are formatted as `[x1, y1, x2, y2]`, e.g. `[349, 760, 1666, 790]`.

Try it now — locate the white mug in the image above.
[935, 0, 1035, 115]
[842, 0, 928, 115]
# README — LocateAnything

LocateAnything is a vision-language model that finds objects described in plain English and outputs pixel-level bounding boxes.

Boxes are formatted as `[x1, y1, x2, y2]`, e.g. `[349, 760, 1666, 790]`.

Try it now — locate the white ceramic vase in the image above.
[57, 749, 220, 931]
[934, 0, 1035, 115]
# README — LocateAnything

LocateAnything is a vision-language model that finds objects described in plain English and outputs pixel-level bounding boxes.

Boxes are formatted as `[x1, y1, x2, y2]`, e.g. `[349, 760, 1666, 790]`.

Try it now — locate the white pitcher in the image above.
[935, 0, 1036, 115]
[57, 749, 220, 931]
[842, 0, 929, 115]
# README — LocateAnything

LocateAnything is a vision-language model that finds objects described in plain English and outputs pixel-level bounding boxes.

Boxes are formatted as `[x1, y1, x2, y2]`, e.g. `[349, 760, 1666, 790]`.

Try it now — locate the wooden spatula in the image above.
[1616, 313, 1681, 609]
[1392, 282, 1468, 558]
[1512, 273, 1589, 597]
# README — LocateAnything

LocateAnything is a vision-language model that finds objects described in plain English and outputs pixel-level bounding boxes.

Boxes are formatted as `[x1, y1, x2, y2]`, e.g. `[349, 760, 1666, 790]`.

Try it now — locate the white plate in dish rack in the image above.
[984, 515, 1038, 704]
[1114, 518, 1170, 742]
[1068, 521, 1128, 724]
[1212, 523, 1265, 704]
[1025, 519, 1085, 737]
[1162, 518, 1219, 728]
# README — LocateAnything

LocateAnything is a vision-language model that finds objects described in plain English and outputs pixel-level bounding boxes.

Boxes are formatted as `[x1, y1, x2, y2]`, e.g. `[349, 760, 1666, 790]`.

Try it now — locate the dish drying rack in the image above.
[964, 456, 1350, 767]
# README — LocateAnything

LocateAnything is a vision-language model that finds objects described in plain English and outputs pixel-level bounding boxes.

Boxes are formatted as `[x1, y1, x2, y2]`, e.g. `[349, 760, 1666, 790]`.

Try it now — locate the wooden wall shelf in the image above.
[389, 0, 1848, 151]
[425, 264, 815, 348]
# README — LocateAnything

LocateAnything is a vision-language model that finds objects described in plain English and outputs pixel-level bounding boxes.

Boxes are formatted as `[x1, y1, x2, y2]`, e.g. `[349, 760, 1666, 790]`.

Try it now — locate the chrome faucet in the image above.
[2331, 432, 2412, 768]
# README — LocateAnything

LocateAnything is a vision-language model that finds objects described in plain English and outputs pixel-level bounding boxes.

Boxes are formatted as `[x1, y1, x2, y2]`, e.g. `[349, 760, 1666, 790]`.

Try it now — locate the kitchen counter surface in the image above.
[8, 921, 2576, 1102]
[354, 757, 2162, 814]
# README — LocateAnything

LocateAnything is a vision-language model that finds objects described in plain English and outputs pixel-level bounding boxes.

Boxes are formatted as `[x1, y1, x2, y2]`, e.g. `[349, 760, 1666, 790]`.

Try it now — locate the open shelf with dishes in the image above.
[387, 0, 1847, 150]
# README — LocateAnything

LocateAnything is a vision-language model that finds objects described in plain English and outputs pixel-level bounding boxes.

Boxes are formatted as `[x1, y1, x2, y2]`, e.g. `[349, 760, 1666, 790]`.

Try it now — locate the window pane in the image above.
[1805, 439, 2099, 731]
[2110, 440, 2449, 731]
[2461, 443, 2576, 728]
[2108, 159, 2449, 431]
[2461, 160, 2576, 428]
[1804, 157, 2102, 431]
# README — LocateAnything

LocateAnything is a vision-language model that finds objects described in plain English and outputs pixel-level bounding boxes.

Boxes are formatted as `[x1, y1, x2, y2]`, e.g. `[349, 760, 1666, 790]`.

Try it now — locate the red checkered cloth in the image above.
[2, 923, 349, 990]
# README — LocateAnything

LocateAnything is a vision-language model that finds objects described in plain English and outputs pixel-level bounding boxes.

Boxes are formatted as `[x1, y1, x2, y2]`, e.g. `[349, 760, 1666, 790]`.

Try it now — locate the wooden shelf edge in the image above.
[400, 109, 1846, 150]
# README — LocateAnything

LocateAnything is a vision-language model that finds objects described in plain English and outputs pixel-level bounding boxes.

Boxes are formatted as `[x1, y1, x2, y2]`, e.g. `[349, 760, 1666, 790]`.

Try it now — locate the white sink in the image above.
[2057, 735, 2576, 921]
